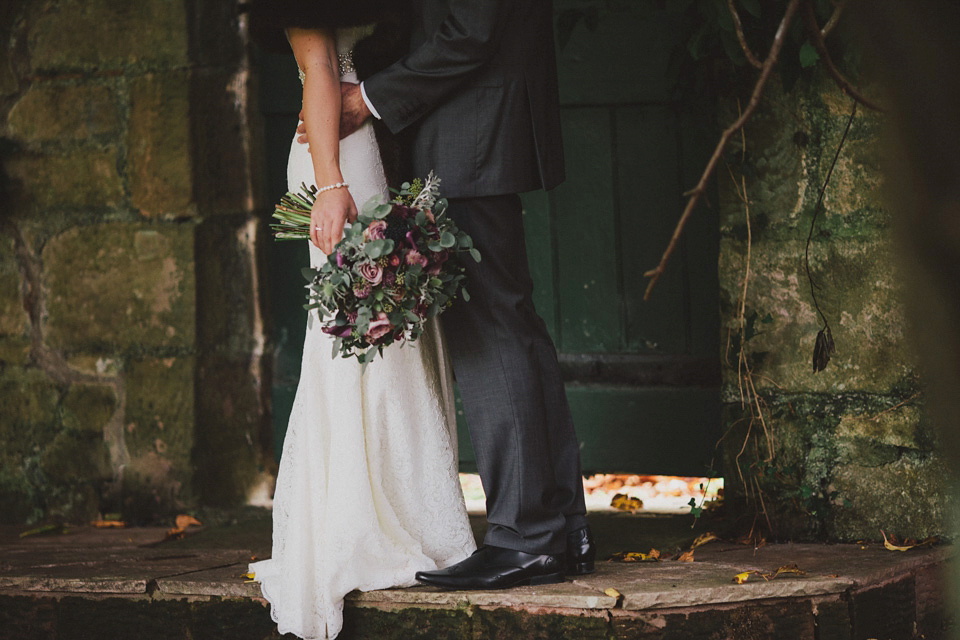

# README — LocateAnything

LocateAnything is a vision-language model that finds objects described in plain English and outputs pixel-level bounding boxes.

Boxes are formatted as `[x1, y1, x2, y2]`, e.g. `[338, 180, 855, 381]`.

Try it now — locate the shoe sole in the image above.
[416, 571, 565, 590]
[566, 561, 595, 576]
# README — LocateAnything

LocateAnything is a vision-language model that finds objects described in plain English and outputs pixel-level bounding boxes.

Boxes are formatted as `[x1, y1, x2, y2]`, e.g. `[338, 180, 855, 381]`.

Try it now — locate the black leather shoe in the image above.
[415, 546, 564, 590]
[566, 526, 596, 575]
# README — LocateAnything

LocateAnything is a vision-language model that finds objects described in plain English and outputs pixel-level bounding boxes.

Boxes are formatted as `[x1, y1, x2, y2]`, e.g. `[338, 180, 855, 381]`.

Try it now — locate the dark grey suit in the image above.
[364, 0, 586, 554]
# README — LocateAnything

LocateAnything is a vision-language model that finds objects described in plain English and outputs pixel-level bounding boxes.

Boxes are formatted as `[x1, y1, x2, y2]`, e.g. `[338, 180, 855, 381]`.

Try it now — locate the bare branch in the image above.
[643, 0, 804, 300]
[727, 0, 763, 69]
[802, 0, 884, 112]
[821, 0, 844, 37]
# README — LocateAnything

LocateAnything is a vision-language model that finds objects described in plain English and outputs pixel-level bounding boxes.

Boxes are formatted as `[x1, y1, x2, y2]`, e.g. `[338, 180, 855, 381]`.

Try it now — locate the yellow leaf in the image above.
[733, 571, 752, 584]
[881, 529, 913, 552]
[691, 532, 719, 549]
[771, 564, 806, 578]
[677, 549, 695, 562]
[175, 514, 202, 530]
[241, 571, 256, 581]
[610, 493, 643, 512]
[604, 588, 621, 599]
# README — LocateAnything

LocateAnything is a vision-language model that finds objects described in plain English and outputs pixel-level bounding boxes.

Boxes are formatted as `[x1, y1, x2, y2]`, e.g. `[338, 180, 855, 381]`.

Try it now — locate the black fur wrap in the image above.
[247, 0, 413, 188]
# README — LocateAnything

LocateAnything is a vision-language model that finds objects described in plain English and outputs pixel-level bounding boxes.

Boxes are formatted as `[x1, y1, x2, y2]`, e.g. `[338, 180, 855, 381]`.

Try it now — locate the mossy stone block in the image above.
[0, 336, 31, 365]
[0, 235, 27, 337]
[39, 429, 111, 485]
[6, 147, 123, 211]
[829, 457, 947, 540]
[0, 367, 61, 462]
[342, 605, 473, 640]
[128, 72, 194, 217]
[61, 383, 117, 432]
[7, 82, 120, 143]
[125, 356, 194, 463]
[719, 236, 916, 395]
[43, 223, 195, 350]
[472, 607, 609, 639]
[27, 0, 188, 73]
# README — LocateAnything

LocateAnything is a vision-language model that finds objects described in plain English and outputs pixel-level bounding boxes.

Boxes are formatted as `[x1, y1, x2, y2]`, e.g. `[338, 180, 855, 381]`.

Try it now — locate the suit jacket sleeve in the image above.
[362, 0, 510, 134]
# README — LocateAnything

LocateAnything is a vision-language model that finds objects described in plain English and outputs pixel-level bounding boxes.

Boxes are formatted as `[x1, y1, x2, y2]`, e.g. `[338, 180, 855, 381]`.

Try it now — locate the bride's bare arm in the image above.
[287, 27, 358, 254]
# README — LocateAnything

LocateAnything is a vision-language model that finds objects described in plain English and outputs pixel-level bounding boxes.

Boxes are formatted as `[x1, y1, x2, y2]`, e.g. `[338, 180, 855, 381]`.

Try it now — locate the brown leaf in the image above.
[610, 493, 643, 512]
[769, 564, 807, 579]
[812, 325, 836, 373]
[91, 520, 126, 528]
[691, 532, 719, 549]
[677, 549, 695, 562]
[609, 550, 660, 563]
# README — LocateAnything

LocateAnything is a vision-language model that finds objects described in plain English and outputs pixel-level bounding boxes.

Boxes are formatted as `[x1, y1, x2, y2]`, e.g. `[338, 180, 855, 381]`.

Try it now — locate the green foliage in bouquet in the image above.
[270, 172, 479, 366]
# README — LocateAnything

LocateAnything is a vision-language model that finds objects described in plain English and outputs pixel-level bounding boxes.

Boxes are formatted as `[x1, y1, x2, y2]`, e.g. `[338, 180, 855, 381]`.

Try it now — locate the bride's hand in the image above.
[310, 188, 359, 255]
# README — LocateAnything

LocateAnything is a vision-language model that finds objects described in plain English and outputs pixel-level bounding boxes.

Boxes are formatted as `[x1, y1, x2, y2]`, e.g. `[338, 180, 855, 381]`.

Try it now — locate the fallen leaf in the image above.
[691, 532, 719, 549]
[19, 524, 68, 538]
[604, 588, 622, 599]
[241, 571, 256, 580]
[610, 493, 643, 512]
[91, 520, 126, 528]
[733, 571, 753, 584]
[609, 550, 660, 563]
[881, 530, 914, 552]
[769, 564, 807, 579]
[163, 514, 203, 541]
[677, 549, 695, 562]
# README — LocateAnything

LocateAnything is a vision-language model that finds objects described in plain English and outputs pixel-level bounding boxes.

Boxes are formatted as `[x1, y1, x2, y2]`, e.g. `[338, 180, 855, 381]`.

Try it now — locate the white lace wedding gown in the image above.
[250, 25, 476, 640]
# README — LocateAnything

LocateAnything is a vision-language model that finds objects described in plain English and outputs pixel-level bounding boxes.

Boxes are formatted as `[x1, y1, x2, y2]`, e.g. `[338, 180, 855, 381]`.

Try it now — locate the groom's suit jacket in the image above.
[362, 0, 565, 199]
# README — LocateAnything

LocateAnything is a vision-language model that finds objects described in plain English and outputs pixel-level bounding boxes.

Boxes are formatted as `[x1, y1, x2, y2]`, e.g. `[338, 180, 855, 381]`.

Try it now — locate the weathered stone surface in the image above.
[122, 356, 195, 515]
[829, 456, 947, 541]
[0, 367, 61, 462]
[128, 72, 194, 217]
[5, 147, 123, 211]
[0, 234, 27, 337]
[27, 0, 188, 72]
[719, 236, 915, 396]
[42, 223, 195, 350]
[835, 405, 930, 450]
[65, 355, 120, 377]
[6, 83, 120, 143]
[851, 577, 917, 640]
[0, 336, 31, 365]
[60, 383, 117, 433]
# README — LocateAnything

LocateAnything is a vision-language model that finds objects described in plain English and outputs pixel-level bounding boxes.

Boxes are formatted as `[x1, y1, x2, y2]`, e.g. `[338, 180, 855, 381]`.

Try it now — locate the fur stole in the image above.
[248, 0, 413, 188]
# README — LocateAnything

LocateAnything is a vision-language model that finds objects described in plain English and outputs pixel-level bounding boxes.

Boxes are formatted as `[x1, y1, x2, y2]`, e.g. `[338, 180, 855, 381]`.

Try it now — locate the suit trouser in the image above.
[440, 193, 588, 555]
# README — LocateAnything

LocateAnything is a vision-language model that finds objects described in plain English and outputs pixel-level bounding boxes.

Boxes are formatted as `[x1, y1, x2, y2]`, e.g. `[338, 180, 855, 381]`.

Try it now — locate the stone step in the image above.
[0, 524, 950, 639]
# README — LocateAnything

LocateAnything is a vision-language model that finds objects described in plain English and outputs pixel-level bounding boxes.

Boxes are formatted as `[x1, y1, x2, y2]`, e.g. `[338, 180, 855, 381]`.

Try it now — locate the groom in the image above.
[335, 0, 594, 589]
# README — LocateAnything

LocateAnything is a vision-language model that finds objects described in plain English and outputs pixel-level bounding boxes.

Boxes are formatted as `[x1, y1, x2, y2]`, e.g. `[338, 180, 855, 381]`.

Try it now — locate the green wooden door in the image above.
[258, 2, 720, 475]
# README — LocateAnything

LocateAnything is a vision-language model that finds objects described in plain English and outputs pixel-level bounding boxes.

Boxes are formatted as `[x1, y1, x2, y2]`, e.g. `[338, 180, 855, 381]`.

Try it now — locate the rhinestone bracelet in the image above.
[315, 181, 349, 195]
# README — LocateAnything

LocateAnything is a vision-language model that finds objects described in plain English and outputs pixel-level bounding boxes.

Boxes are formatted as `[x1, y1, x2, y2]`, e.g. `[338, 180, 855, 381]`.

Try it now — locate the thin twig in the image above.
[802, 0, 884, 112]
[643, 0, 803, 300]
[727, 0, 763, 69]
[869, 391, 923, 422]
[804, 100, 857, 328]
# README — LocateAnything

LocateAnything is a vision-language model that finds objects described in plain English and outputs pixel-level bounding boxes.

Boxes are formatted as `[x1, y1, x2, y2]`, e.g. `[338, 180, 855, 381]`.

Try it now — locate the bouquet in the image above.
[270, 172, 480, 364]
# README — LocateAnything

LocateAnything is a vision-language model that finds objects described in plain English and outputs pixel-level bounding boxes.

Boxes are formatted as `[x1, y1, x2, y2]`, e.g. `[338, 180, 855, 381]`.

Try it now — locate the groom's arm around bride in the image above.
[341, 0, 595, 589]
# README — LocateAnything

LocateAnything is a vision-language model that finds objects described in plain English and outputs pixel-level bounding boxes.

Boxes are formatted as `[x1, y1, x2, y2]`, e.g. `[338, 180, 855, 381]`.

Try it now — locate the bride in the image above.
[247, 4, 477, 639]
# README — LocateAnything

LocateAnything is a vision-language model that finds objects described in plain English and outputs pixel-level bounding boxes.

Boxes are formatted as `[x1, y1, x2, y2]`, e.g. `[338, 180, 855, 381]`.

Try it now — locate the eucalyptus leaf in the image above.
[439, 231, 456, 248]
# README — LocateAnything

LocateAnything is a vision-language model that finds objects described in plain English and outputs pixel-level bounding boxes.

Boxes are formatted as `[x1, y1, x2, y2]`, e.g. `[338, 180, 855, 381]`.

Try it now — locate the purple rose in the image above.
[336, 251, 345, 268]
[363, 220, 387, 241]
[365, 312, 393, 343]
[322, 324, 352, 338]
[357, 261, 383, 285]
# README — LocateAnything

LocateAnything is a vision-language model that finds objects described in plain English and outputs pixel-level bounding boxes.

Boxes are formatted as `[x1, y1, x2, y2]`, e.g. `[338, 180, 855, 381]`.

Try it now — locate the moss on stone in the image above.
[0, 234, 27, 338]
[7, 82, 121, 143]
[42, 223, 195, 351]
[127, 72, 194, 217]
[27, 0, 189, 73]
[5, 147, 124, 211]
[60, 383, 117, 433]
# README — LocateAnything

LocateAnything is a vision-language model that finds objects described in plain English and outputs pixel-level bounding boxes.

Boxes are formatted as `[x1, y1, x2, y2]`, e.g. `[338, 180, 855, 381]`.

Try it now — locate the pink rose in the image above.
[363, 220, 387, 241]
[365, 312, 393, 343]
[357, 261, 383, 285]
[388, 254, 401, 267]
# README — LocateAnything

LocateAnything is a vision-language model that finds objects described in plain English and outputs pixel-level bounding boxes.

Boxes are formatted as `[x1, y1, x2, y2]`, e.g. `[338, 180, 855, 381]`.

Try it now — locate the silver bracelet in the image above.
[315, 181, 349, 194]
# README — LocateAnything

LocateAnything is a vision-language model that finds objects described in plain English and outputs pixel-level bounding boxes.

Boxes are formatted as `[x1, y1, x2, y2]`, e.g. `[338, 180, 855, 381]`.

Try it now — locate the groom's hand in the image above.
[339, 82, 371, 140]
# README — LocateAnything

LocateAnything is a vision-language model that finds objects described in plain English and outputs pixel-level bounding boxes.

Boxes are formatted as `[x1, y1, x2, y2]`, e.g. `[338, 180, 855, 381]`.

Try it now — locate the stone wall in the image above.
[717, 72, 944, 541]
[0, 0, 270, 523]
